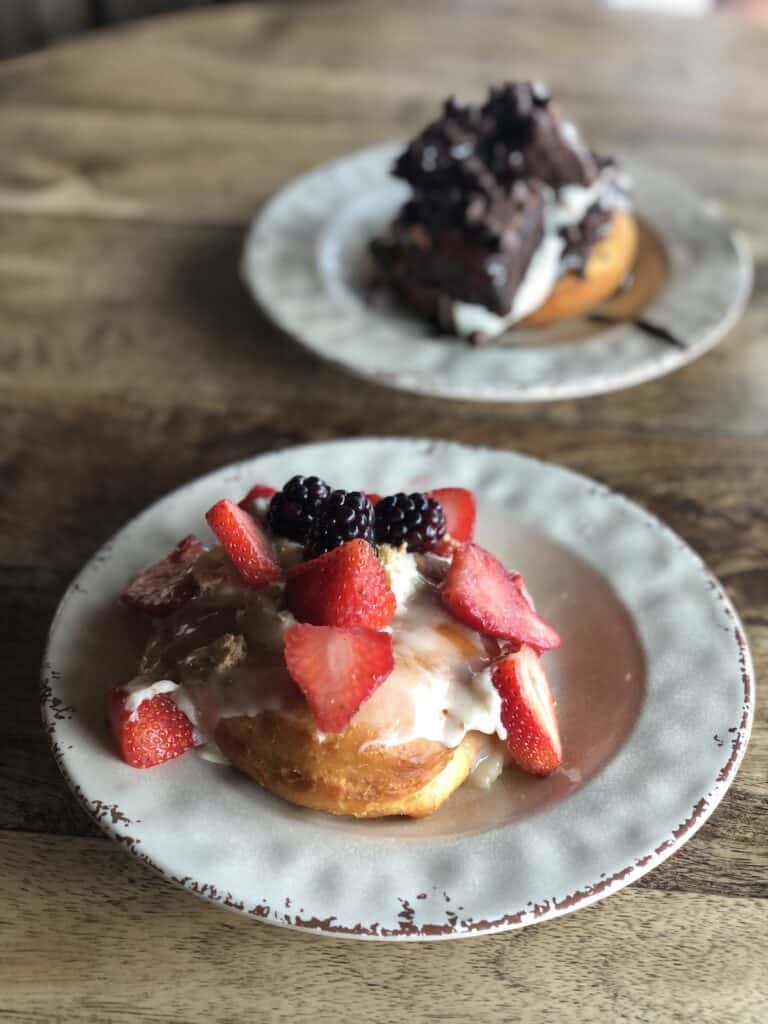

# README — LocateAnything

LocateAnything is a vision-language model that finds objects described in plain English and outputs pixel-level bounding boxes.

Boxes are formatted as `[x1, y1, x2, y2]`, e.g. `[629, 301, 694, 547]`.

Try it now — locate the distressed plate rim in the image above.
[42, 438, 754, 940]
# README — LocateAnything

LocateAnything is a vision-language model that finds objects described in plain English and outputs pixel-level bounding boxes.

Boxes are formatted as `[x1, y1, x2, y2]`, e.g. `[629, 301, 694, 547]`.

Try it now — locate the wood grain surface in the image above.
[0, 0, 223, 58]
[1, 3, 766, 1021]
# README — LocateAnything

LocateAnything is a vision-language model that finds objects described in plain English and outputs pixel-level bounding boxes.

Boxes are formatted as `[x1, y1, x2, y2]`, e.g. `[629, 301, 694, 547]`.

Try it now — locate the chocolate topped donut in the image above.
[371, 81, 635, 341]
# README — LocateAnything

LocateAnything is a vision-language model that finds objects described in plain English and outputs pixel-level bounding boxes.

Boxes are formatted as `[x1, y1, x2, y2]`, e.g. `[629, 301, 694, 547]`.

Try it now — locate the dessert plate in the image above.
[241, 144, 752, 402]
[42, 438, 753, 939]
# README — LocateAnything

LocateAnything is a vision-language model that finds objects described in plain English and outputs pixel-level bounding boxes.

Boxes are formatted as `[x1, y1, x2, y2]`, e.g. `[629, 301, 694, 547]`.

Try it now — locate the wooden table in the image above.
[2, 3, 766, 1020]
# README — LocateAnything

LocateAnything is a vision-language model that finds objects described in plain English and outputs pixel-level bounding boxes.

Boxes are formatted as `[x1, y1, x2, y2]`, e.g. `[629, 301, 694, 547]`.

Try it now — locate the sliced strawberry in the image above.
[366, 492, 383, 507]
[238, 483, 276, 519]
[121, 534, 205, 617]
[510, 571, 536, 611]
[283, 623, 394, 733]
[285, 539, 396, 629]
[205, 499, 281, 587]
[106, 685, 195, 769]
[492, 646, 562, 775]
[428, 488, 476, 546]
[441, 543, 560, 650]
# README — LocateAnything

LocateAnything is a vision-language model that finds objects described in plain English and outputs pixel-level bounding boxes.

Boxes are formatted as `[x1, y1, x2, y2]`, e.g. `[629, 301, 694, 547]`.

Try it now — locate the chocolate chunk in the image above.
[371, 183, 544, 316]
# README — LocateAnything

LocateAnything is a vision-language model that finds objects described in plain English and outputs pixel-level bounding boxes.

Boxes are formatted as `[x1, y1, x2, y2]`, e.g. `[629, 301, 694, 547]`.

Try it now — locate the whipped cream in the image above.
[379, 544, 422, 609]
[450, 165, 630, 340]
[353, 591, 505, 748]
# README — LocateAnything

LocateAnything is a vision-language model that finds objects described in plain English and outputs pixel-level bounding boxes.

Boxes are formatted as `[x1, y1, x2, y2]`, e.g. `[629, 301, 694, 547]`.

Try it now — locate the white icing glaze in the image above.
[183, 656, 297, 737]
[470, 668, 507, 741]
[195, 741, 230, 764]
[468, 742, 509, 789]
[355, 591, 504, 748]
[131, 555, 509, 760]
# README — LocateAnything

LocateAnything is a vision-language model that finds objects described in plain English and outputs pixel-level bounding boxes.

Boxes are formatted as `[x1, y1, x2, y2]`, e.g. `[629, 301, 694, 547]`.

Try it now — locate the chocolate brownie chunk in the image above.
[370, 81, 616, 331]
[371, 182, 544, 317]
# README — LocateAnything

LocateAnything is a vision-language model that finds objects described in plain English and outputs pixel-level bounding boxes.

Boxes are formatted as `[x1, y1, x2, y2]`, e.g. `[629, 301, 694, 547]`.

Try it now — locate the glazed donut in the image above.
[215, 707, 487, 818]
[210, 583, 502, 817]
[111, 483, 563, 819]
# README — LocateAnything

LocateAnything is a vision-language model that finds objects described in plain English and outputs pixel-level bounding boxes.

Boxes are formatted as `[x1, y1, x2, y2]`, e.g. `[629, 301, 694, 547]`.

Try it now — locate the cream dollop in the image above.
[379, 543, 422, 610]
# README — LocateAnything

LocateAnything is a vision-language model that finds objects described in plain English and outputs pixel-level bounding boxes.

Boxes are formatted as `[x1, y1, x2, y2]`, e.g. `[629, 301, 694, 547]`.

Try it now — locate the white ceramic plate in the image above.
[43, 438, 753, 939]
[241, 144, 752, 402]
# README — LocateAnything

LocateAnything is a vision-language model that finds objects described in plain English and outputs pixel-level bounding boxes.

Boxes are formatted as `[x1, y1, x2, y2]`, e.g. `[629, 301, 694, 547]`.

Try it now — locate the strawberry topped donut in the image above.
[108, 476, 562, 818]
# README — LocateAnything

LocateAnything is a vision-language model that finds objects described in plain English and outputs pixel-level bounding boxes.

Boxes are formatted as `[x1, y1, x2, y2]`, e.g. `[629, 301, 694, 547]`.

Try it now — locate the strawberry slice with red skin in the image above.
[428, 488, 477, 549]
[205, 499, 281, 587]
[441, 542, 561, 651]
[365, 492, 383, 507]
[121, 534, 206, 617]
[510, 571, 536, 611]
[106, 685, 196, 768]
[238, 484, 276, 519]
[283, 623, 394, 733]
[286, 539, 396, 628]
[492, 645, 562, 775]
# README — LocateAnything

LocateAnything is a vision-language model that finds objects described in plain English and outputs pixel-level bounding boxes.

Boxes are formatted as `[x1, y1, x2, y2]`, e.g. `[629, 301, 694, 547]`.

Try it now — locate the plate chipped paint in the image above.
[42, 438, 754, 939]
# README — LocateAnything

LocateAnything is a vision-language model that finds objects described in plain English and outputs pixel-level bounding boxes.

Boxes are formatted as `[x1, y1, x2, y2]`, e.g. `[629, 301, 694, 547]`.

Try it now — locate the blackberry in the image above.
[304, 490, 376, 560]
[267, 475, 332, 542]
[375, 492, 446, 553]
